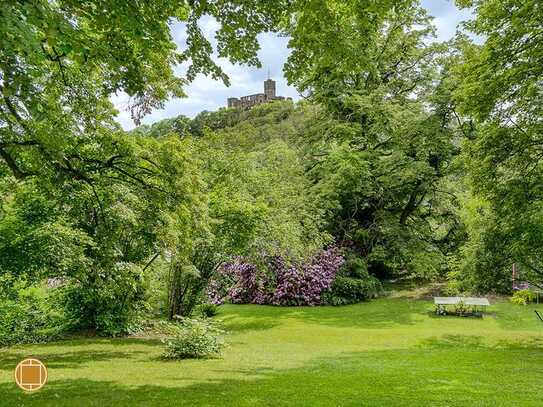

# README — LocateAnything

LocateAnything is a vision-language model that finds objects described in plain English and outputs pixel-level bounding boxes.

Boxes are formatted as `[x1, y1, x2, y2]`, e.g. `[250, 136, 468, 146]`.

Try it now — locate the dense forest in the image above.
[1, 0, 541, 344]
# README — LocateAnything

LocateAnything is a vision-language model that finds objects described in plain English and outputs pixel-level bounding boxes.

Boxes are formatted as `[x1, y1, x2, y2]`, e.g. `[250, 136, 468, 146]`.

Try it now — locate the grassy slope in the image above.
[1, 298, 543, 406]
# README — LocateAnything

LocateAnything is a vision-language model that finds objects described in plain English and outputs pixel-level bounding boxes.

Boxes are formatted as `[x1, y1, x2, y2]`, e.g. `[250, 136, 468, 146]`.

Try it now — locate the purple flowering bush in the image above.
[206, 260, 270, 305]
[272, 247, 344, 305]
[207, 247, 345, 306]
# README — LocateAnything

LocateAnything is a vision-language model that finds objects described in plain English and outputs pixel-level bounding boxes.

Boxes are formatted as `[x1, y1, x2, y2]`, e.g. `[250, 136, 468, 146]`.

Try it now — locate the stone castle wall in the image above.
[227, 79, 290, 109]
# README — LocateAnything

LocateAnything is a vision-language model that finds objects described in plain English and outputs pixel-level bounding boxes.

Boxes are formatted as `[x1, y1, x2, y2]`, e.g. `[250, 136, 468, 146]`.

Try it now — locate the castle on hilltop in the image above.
[227, 78, 291, 109]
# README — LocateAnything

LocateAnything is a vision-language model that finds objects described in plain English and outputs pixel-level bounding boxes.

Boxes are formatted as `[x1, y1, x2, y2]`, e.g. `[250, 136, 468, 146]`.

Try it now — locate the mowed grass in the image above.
[1, 297, 543, 406]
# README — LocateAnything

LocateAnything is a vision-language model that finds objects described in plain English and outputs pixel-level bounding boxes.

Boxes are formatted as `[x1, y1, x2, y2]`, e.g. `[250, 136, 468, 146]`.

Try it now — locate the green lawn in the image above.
[1, 297, 543, 406]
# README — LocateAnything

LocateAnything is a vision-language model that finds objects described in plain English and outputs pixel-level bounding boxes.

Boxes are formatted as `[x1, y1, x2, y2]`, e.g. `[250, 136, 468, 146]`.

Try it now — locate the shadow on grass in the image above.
[418, 334, 486, 349]
[419, 334, 543, 350]
[0, 349, 149, 372]
[425, 311, 486, 320]
[2, 340, 543, 406]
[0, 338, 162, 372]
[219, 314, 280, 334]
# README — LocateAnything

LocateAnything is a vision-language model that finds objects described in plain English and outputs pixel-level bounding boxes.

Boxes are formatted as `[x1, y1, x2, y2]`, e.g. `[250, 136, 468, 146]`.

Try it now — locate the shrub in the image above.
[220, 261, 268, 304]
[60, 264, 149, 337]
[324, 276, 381, 306]
[162, 317, 225, 359]
[207, 246, 345, 306]
[443, 281, 461, 296]
[0, 285, 67, 346]
[341, 256, 369, 279]
[198, 303, 219, 318]
[60, 282, 146, 337]
[510, 290, 537, 305]
[272, 247, 344, 306]
[321, 252, 382, 306]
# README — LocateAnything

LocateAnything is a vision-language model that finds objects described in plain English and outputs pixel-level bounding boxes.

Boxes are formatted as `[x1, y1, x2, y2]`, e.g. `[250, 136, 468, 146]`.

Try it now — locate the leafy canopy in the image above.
[454, 0, 543, 283]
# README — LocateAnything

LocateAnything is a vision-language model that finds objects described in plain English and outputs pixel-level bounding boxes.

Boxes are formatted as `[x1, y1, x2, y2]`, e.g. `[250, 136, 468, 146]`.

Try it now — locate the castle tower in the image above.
[264, 79, 276, 100]
[227, 97, 239, 108]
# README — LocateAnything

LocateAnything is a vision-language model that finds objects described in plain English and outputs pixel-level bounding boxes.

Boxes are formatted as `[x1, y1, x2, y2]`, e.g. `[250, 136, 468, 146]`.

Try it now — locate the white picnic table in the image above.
[434, 296, 490, 316]
[434, 297, 490, 306]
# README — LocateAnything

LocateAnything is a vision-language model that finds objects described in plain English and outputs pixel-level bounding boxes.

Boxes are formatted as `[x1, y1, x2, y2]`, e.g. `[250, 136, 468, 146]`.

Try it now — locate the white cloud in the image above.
[422, 0, 474, 42]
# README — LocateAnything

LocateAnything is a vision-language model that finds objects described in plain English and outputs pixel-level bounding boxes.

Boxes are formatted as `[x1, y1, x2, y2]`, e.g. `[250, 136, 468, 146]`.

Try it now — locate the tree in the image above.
[0, 133, 208, 333]
[286, 1, 463, 278]
[454, 0, 543, 285]
[0, 0, 288, 183]
[449, 193, 513, 293]
[0, 0, 291, 331]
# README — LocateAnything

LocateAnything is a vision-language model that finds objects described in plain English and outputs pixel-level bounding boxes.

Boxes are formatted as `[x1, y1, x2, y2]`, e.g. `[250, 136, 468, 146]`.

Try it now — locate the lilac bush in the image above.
[273, 247, 344, 306]
[207, 247, 344, 306]
[225, 261, 265, 304]
[206, 278, 227, 305]
[206, 259, 270, 305]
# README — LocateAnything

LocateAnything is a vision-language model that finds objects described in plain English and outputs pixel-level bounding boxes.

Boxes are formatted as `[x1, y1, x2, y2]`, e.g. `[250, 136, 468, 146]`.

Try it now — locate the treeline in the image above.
[1, 0, 541, 341]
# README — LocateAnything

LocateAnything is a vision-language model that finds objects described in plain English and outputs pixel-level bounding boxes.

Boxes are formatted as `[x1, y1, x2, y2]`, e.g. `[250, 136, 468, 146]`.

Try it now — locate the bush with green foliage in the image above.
[325, 276, 381, 306]
[198, 303, 219, 318]
[510, 290, 537, 306]
[59, 264, 149, 337]
[323, 255, 382, 305]
[0, 285, 67, 346]
[162, 318, 225, 359]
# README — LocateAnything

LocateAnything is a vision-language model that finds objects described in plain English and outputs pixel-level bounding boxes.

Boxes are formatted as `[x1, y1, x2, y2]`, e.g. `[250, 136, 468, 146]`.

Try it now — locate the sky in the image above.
[113, 0, 473, 130]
